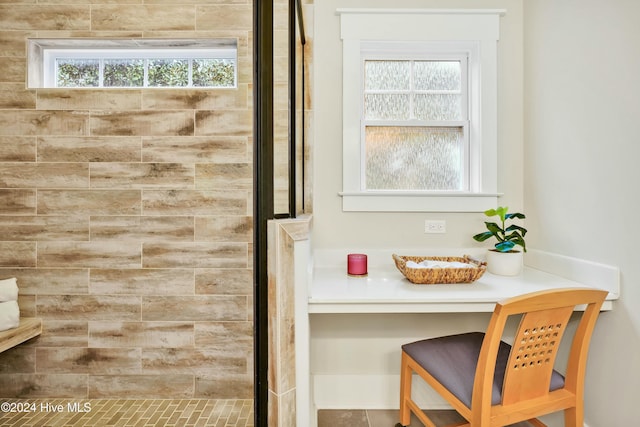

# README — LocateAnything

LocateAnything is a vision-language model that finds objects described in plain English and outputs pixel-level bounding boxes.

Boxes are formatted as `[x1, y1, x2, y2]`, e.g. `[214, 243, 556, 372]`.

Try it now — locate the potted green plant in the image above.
[473, 206, 527, 275]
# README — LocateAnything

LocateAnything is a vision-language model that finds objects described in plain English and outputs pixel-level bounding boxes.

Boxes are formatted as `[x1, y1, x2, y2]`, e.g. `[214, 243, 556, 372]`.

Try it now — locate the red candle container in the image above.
[347, 253, 368, 276]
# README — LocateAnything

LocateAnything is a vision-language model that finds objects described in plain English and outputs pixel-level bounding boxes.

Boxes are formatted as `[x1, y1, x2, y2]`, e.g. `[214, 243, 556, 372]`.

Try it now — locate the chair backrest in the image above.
[472, 288, 607, 411]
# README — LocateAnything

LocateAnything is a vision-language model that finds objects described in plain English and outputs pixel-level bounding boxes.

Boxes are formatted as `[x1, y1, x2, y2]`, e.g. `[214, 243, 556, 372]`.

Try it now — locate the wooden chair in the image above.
[396, 288, 608, 427]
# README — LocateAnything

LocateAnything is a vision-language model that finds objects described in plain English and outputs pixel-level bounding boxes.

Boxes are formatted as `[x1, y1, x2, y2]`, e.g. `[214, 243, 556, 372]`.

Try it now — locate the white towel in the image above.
[406, 260, 475, 269]
[406, 261, 426, 269]
[448, 261, 475, 268]
[0, 277, 18, 302]
[0, 300, 20, 332]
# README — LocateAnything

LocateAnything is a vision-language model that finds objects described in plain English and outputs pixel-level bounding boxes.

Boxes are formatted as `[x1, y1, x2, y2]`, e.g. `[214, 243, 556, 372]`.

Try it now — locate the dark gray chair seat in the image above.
[402, 332, 566, 408]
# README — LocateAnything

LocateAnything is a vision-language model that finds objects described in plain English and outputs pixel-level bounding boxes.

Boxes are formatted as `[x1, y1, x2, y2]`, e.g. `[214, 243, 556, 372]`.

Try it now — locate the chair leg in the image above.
[399, 352, 412, 426]
[564, 407, 583, 427]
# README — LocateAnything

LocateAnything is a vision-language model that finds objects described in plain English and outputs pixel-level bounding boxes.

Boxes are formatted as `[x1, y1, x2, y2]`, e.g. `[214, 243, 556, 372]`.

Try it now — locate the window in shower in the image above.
[28, 39, 237, 89]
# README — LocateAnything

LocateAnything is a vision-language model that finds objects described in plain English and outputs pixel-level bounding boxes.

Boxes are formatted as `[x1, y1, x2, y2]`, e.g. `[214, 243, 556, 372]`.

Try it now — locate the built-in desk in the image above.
[301, 249, 619, 424]
[310, 264, 617, 314]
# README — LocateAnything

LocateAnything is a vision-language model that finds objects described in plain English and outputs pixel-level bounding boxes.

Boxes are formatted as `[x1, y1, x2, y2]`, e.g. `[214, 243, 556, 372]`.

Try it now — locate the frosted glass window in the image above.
[339, 11, 502, 212]
[414, 94, 462, 120]
[361, 57, 467, 191]
[414, 61, 461, 91]
[365, 126, 463, 191]
[363, 59, 464, 121]
[364, 94, 411, 120]
[365, 60, 410, 91]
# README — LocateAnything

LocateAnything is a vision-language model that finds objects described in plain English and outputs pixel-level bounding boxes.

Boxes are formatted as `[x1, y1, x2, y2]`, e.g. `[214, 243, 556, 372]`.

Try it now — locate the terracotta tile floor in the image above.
[0, 399, 253, 427]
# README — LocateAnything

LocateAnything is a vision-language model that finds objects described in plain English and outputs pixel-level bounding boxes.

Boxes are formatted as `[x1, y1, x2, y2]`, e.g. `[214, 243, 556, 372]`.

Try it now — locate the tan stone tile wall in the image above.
[0, 1, 253, 399]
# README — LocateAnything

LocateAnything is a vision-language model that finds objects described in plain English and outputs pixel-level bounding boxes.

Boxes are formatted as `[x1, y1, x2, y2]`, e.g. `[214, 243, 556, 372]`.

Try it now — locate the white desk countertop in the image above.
[309, 249, 619, 314]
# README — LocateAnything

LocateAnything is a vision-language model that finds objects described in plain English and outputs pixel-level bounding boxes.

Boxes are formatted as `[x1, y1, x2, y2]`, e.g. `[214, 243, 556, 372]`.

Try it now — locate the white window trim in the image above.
[337, 8, 505, 212]
[28, 38, 237, 89]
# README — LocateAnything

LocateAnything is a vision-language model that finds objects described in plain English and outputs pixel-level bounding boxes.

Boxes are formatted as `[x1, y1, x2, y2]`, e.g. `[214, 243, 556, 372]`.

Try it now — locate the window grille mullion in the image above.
[409, 60, 415, 120]
[99, 59, 104, 88]
[363, 119, 467, 127]
[144, 59, 149, 88]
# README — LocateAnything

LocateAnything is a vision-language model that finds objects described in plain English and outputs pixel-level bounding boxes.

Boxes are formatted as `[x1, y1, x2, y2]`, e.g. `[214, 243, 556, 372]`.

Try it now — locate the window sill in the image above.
[339, 191, 500, 212]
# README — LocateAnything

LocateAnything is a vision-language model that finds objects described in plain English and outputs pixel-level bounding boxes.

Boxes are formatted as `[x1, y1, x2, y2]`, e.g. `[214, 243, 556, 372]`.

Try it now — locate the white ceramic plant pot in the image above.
[486, 250, 523, 276]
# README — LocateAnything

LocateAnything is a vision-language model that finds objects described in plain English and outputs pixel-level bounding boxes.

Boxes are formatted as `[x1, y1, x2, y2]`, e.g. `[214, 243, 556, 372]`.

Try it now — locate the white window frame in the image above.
[28, 39, 237, 89]
[360, 43, 471, 192]
[338, 9, 505, 212]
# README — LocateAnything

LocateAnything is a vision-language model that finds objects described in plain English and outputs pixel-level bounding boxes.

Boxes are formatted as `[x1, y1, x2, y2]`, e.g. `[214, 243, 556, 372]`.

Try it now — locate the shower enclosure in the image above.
[255, 0, 310, 425]
[0, 0, 310, 426]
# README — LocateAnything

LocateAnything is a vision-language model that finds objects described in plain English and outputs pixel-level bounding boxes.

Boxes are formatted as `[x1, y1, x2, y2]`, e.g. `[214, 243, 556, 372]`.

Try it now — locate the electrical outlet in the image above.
[425, 220, 446, 234]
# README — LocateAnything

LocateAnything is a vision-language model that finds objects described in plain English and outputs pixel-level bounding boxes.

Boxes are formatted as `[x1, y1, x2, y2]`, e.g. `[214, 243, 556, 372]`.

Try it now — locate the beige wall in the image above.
[0, 3, 254, 399]
[524, 1, 639, 425]
[312, 0, 524, 251]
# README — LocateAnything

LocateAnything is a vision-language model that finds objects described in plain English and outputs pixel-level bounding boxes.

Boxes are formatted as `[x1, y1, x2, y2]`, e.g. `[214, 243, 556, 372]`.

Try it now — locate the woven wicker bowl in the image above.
[392, 254, 487, 285]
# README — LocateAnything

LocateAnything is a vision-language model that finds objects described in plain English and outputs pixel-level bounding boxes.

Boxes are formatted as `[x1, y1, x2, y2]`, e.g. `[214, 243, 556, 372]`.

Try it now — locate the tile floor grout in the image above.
[0, 399, 254, 427]
[0, 401, 539, 426]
